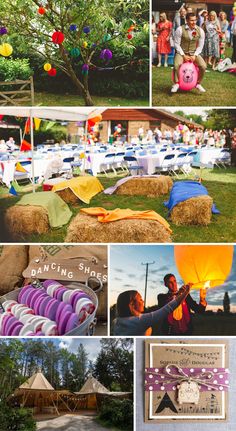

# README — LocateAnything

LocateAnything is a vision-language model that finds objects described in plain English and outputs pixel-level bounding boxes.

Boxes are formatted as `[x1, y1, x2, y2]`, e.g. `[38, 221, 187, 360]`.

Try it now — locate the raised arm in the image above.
[139, 285, 190, 330]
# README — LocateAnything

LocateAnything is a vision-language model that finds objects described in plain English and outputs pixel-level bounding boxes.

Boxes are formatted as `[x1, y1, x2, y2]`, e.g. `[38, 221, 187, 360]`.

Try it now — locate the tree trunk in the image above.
[59, 46, 94, 106]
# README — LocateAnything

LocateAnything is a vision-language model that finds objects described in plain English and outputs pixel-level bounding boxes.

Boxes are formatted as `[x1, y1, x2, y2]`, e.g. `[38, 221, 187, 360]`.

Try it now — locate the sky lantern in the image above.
[174, 245, 234, 289]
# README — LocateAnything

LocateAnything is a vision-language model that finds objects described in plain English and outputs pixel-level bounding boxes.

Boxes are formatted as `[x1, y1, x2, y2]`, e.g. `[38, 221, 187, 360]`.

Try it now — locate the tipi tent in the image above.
[10, 370, 75, 415]
[75, 376, 132, 410]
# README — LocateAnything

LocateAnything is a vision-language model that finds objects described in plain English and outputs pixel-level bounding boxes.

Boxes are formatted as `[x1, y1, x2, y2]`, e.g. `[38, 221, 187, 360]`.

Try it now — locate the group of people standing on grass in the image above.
[153, 125, 230, 147]
[152, 5, 236, 93]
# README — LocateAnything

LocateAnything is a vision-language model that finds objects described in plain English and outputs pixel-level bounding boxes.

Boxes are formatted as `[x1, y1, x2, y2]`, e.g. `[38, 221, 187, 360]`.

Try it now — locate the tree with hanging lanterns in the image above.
[0, 0, 149, 106]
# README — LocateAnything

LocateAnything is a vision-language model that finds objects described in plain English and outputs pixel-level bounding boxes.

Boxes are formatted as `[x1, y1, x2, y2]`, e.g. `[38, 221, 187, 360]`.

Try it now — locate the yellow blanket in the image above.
[81, 207, 172, 233]
[52, 176, 104, 204]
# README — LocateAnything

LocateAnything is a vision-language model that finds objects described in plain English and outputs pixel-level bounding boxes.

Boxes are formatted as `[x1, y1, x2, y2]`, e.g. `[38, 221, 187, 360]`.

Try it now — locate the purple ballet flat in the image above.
[55, 287, 67, 301]
[58, 310, 72, 335]
[18, 285, 32, 303]
[38, 296, 52, 316]
[20, 287, 35, 305]
[33, 293, 49, 315]
[70, 291, 90, 310]
[7, 320, 23, 336]
[11, 322, 24, 336]
[65, 313, 79, 334]
[55, 303, 73, 324]
[45, 299, 61, 321]
[3, 316, 18, 336]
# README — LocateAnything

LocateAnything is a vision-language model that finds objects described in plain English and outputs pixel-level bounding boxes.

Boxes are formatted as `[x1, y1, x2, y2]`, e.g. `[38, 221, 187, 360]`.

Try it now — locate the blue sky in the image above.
[110, 245, 236, 310]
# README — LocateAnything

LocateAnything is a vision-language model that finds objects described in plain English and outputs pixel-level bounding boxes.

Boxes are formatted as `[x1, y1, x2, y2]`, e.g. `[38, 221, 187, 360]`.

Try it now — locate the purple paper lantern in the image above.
[82, 64, 89, 72]
[100, 49, 113, 61]
[0, 27, 7, 35]
[83, 26, 90, 34]
[69, 24, 77, 31]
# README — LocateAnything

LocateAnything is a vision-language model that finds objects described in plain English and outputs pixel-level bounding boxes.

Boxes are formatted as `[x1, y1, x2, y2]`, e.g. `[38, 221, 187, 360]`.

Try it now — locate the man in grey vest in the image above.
[172, 12, 206, 93]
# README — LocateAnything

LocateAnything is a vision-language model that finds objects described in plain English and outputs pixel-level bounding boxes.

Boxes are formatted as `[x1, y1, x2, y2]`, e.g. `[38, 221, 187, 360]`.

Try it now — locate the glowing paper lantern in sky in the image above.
[174, 245, 234, 289]
[0, 43, 13, 57]
[52, 31, 65, 44]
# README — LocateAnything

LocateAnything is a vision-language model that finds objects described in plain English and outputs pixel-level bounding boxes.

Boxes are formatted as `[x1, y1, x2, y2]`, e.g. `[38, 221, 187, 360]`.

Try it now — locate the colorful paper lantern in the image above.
[103, 33, 111, 42]
[100, 49, 113, 61]
[43, 63, 52, 72]
[127, 33, 133, 40]
[48, 68, 57, 76]
[0, 27, 7, 35]
[0, 43, 13, 57]
[82, 41, 88, 48]
[69, 24, 77, 31]
[52, 31, 65, 45]
[70, 47, 80, 57]
[174, 245, 234, 289]
[83, 26, 91, 34]
[82, 64, 89, 75]
[38, 7, 46, 15]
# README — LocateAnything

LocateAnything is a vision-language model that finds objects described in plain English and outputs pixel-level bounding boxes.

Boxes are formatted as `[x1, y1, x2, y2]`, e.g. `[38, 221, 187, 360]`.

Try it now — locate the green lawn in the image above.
[1, 167, 236, 243]
[152, 62, 236, 107]
[34, 92, 149, 107]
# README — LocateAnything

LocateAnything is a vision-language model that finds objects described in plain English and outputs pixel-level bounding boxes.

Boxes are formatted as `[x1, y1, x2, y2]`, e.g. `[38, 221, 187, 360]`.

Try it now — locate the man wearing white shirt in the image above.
[172, 13, 206, 93]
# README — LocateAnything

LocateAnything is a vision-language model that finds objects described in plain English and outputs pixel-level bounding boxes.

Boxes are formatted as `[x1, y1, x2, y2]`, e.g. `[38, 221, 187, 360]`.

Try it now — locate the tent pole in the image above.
[19, 128, 22, 148]
[59, 394, 72, 412]
[30, 110, 35, 192]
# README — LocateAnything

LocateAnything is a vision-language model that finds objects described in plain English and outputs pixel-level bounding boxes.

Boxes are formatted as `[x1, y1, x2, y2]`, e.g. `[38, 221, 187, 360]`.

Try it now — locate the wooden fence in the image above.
[0, 76, 34, 106]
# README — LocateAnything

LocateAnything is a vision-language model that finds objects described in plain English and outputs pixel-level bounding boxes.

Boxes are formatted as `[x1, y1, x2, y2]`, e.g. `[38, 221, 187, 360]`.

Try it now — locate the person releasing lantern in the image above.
[155, 274, 207, 336]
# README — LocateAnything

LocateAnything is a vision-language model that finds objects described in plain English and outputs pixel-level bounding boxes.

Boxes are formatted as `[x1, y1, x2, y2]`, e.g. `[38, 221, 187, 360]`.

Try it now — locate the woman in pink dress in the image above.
[156, 12, 173, 67]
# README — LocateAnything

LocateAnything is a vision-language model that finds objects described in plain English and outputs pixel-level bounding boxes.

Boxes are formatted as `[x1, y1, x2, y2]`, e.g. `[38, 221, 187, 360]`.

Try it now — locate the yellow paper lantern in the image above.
[43, 63, 52, 72]
[0, 43, 13, 57]
[82, 41, 88, 48]
[174, 245, 234, 289]
[79, 152, 85, 159]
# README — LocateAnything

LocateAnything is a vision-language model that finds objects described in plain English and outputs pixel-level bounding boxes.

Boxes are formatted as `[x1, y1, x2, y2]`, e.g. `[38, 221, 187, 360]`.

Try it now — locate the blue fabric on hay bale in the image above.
[164, 181, 220, 214]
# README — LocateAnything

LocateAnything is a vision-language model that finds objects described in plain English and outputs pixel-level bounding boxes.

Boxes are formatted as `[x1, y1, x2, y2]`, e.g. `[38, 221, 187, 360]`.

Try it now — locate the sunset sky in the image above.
[110, 245, 236, 311]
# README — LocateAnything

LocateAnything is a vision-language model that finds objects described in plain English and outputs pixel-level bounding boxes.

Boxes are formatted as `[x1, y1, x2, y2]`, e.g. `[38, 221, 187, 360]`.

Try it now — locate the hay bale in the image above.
[5, 205, 49, 239]
[171, 195, 213, 226]
[65, 213, 171, 243]
[56, 188, 78, 204]
[116, 176, 173, 197]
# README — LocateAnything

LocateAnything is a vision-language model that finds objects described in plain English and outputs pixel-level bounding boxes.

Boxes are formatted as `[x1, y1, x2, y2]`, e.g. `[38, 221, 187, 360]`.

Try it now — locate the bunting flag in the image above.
[15, 162, 27, 173]
[45, 121, 56, 131]
[24, 118, 31, 134]
[34, 118, 41, 131]
[9, 184, 18, 196]
[20, 139, 31, 152]
[87, 155, 91, 163]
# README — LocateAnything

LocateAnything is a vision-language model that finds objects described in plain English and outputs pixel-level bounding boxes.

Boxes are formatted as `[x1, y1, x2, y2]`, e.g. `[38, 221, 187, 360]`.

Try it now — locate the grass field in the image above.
[152, 47, 236, 106]
[34, 92, 149, 107]
[0, 167, 236, 243]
